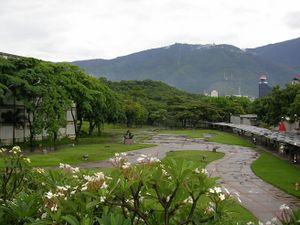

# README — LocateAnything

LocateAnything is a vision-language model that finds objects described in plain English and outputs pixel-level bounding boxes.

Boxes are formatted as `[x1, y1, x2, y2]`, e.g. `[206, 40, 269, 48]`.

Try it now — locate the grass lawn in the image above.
[0, 143, 155, 168]
[165, 150, 224, 167]
[165, 150, 257, 223]
[160, 129, 254, 147]
[252, 151, 300, 198]
[10, 133, 115, 151]
[7, 124, 156, 151]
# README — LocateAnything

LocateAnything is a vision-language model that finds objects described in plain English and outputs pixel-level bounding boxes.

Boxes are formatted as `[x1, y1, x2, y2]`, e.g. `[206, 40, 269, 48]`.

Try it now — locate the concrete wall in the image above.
[230, 116, 241, 124]
[230, 115, 257, 126]
[284, 121, 300, 132]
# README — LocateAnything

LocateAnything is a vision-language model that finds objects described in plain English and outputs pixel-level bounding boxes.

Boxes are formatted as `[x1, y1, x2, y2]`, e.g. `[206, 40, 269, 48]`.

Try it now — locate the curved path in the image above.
[78, 134, 300, 222]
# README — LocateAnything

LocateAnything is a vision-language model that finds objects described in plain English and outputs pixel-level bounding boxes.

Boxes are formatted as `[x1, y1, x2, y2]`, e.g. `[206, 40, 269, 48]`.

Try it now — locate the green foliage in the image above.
[251, 84, 300, 125]
[123, 99, 148, 127]
[0, 192, 42, 224]
[0, 57, 124, 147]
[0, 146, 31, 202]
[0, 146, 257, 225]
[107, 80, 251, 128]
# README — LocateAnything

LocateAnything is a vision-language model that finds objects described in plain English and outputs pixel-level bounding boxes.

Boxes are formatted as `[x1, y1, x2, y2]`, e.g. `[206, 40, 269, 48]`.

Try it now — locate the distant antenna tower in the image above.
[224, 72, 228, 81]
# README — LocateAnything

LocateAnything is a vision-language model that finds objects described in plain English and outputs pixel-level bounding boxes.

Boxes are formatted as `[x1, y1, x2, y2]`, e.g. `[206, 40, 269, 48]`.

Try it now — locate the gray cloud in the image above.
[285, 11, 300, 29]
[0, 0, 300, 61]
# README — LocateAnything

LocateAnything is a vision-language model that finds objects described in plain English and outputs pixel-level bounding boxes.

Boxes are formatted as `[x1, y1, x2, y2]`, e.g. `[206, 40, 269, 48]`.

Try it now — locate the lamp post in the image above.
[8, 84, 16, 145]
[229, 113, 232, 123]
[12, 88, 16, 145]
[286, 116, 291, 132]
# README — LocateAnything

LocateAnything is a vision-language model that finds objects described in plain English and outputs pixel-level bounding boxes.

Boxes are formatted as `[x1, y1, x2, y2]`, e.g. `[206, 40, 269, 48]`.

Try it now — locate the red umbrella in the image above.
[278, 121, 287, 133]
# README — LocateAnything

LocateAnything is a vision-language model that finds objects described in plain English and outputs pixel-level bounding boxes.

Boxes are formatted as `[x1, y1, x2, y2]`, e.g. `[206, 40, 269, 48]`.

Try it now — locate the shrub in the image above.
[0, 147, 259, 225]
[0, 146, 31, 202]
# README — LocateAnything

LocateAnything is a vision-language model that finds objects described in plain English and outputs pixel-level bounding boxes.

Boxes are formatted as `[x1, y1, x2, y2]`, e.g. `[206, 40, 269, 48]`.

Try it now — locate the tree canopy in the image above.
[0, 57, 124, 146]
[105, 79, 252, 128]
[251, 83, 300, 126]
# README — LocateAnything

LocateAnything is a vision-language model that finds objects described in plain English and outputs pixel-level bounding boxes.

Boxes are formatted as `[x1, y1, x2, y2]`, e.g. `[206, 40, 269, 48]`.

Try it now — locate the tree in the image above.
[123, 99, 148, 127]
[51, 64, 93, 140]
[39, 63, 72, 144]
[251, 84, 300, 126]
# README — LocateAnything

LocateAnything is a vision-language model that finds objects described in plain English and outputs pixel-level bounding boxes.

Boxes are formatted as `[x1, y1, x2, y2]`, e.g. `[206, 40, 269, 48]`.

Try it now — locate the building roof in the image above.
[213, 122, 300, 147]
[259, 75, 267, 80]
[239, 114, 257, 118]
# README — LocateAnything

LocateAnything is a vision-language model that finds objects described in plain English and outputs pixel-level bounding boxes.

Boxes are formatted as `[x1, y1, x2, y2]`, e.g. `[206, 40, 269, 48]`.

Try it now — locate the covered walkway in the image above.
[212, 122, 300, 164]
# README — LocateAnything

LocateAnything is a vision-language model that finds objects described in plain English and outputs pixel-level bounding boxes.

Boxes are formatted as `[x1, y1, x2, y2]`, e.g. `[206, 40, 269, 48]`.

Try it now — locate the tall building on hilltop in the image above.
[291, 74, 300, 85]
[258, 75, 272, 97]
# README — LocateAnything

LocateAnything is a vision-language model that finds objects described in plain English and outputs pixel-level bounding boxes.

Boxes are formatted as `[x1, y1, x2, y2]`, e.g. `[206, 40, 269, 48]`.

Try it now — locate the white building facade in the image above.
[0, 93, 76, 145]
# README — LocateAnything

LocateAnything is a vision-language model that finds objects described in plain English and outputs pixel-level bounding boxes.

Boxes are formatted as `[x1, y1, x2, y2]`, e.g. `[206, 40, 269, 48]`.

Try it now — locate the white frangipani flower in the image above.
[41, 212, 47, 219]
[183, 196, 193, 204]
[100, 196, 106, 202]
[194, 168, 200, 174]
[219, 194, 225, 201]
[122, 162, 131, 169]
[223, 187, 230, 195]
[23, 157, 31, 163]
[279, 204, 290, 211]
[45, 191, 54, 199]
[201, 168, 208, 175]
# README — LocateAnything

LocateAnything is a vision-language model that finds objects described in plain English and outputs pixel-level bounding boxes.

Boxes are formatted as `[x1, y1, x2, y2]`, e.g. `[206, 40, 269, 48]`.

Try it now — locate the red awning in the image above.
[278, 121, 287, 133]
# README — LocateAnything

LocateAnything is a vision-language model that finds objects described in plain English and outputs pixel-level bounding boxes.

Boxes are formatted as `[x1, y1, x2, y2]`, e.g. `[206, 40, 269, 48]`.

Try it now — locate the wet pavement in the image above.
[77, 134, 300, 222]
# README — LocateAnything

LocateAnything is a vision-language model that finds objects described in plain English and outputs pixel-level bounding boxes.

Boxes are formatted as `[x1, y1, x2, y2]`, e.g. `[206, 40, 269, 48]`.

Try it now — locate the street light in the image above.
[8, 84, 16, 145]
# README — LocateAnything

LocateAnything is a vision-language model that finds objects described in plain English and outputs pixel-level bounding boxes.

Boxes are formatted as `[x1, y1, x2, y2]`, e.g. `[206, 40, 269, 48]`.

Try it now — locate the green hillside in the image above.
[73, 43, 298, 97]
[247, 37, 300, 71]
[104, 79, 252, 127]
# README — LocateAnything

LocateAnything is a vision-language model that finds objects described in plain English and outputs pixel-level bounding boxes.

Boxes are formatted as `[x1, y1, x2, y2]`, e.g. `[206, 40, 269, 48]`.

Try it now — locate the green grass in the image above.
[0, 143, 155, 168]
[165, 150, 224, 167]
[208, 131, 254, 147]
[252, 151, 300, 198]
[160, 129, 254, 147]
[159, 129, 207, 138]
[164, 150, 257, 223]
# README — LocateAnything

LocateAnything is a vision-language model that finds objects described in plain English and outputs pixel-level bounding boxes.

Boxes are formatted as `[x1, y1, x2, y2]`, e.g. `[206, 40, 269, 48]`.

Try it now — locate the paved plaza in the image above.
[78, 134, 300, 222]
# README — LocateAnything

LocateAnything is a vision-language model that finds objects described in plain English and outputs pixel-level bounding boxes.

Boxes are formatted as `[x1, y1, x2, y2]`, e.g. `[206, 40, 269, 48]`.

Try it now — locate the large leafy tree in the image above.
[123, 99, 148, 127]
[107, 79, 253, 127]
[51, 64, 93, 140]
[40, 63, 72, 143]
[53, 64, 124, 137]
[251, 83, 300, 126]
[0, 57, 124, 147]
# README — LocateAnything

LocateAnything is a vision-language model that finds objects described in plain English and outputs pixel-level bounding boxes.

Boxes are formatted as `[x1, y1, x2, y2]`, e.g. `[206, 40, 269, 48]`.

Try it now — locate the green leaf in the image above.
[86, 200, 100, 210]
[62, 215, 80, 225]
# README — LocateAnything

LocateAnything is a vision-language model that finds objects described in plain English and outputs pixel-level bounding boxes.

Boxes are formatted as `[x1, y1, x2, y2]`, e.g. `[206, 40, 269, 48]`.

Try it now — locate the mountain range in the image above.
[247, 37, 300, 71]
[73, 38, 299, 96]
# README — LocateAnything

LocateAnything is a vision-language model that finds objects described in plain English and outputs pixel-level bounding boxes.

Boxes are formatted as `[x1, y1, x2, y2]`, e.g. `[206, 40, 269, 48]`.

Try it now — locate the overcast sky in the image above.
[1, 0, 300, 61]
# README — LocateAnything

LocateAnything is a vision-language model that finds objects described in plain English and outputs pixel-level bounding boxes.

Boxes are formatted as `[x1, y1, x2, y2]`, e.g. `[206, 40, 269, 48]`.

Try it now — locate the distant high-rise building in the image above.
[210, 90, 218, 97]
[258, 75, 272, 97]
[291, 74, 300, 85]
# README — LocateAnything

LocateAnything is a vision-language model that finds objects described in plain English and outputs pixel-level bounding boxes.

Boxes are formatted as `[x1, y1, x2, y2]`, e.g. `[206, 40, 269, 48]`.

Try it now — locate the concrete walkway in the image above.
[77, 134, 300, 222]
